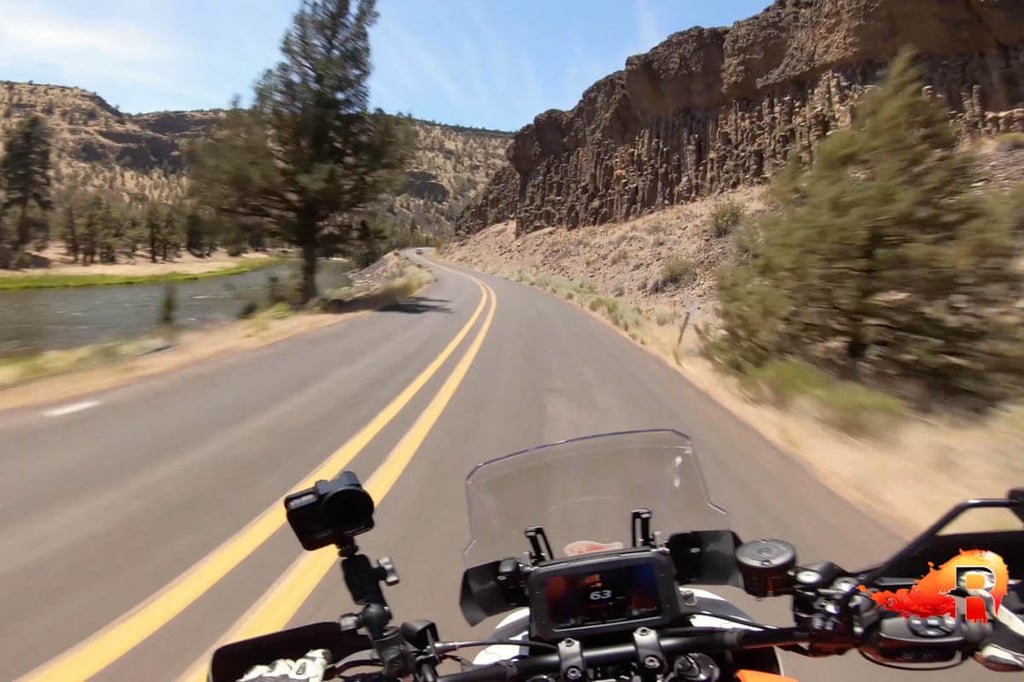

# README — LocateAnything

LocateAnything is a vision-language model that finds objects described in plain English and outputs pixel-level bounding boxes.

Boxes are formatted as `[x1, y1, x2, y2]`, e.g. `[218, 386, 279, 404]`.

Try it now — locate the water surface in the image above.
[0, 260, 352, 356]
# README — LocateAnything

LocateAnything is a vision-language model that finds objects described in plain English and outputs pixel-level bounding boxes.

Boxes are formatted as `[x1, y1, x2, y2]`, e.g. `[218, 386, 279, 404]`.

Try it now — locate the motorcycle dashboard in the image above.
[527, 550, 681, 641]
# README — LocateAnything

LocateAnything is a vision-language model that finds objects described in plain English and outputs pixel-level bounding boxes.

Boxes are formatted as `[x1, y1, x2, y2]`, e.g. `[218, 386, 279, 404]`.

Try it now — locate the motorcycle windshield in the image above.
[463, 429, 730, 568]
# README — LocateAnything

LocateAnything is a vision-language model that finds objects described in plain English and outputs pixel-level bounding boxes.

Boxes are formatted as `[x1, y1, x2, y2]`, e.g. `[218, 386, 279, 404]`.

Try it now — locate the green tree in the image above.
[706, 47, 1024, 406]
[80, 196, 101, 265]
[187, 0, 416, 303]
[145, 203, 163, 263]
[185, 207, 210, 256]
[1, 114, 53, 255]
[96, 194, 128, 264]
[159, 207, 182, 261]
[60, 197, 80, 263]
[122, 202, 147, 261]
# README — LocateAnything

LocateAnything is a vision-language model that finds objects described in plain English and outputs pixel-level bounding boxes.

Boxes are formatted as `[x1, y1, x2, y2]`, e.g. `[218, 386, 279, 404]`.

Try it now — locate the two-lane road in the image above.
[0, 254, 988, 681]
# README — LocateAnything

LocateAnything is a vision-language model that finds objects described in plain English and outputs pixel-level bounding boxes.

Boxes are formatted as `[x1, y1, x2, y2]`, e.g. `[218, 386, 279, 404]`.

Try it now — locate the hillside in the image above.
[0, 80, 512, 238]
[457, 0, 1024, 237]
[384, 122, 514, 239]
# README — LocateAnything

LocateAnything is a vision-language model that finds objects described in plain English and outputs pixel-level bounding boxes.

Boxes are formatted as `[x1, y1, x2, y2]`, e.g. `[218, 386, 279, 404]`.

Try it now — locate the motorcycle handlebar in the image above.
[431, 629, 812, 682]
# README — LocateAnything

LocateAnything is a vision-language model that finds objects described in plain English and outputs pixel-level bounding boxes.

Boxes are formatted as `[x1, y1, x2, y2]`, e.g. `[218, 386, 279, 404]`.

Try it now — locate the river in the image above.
[0, 260, 353, 357]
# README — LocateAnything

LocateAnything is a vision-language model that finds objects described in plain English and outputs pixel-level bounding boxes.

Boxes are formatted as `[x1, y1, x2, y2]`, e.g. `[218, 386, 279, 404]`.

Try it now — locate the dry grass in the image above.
[996, 132, 1024, 151]
[319, 254, 436, 311]
[659, 256, 697, 288]
[711, 199, 745, 237]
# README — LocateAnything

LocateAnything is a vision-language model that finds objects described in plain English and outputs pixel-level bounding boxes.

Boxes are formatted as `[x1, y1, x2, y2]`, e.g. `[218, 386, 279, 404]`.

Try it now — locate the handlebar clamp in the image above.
[557, 639, 585, 682]
[633, 626, 666, 676]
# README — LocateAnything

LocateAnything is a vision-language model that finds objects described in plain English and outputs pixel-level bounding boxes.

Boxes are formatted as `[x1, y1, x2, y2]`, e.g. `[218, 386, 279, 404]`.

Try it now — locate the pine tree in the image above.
[1, 114, 53, 255]
[81, 196, 101, 265]
[187, 0, 416, 303]
[145, 203, 162, 263]
[161, 208, 180, 261]
[707, 47, 1024, 407]
[60, 192, 80, 263]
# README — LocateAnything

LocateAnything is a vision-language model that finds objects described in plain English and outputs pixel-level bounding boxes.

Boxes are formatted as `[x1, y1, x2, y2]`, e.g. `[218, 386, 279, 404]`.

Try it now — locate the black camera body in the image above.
[284, 471, 376, 551]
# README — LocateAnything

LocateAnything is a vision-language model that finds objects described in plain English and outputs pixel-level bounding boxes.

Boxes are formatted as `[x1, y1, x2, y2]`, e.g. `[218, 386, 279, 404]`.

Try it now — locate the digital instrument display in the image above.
[543, 563, 663, 630]
[527, 551, 680, 640]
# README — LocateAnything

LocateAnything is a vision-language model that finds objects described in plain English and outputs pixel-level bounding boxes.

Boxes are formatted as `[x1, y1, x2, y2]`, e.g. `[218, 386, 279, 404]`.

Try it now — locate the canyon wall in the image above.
[457, 0, 1024, 237]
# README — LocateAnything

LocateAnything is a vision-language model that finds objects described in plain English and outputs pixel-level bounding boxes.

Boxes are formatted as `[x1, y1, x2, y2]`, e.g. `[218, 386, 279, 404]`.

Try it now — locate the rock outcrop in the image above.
[457, 0, 1024, 237]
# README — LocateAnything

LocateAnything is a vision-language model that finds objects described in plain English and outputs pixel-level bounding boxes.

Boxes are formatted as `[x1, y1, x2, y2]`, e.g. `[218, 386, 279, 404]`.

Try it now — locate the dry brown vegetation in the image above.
[0, 81, 211, 202]
[389, 122, 513, 239]
[0, 80, 511, 254]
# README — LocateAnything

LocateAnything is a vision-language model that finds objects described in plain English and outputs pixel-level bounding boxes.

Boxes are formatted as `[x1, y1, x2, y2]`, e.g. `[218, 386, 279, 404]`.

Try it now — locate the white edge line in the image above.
[43, 400, 101, 418]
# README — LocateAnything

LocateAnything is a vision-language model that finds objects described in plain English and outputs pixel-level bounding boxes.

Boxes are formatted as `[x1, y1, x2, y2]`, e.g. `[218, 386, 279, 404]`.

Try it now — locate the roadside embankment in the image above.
[442, 215, 1023, 539]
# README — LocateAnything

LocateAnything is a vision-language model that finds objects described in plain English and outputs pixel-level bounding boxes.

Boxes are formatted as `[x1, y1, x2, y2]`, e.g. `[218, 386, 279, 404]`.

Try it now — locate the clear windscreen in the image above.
[462, 430, 730, 568]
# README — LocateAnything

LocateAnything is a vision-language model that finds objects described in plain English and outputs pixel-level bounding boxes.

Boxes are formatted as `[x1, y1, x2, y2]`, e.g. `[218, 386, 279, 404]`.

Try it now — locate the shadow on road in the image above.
[379, 296, 453, 314]
[321, 295, 453, 315]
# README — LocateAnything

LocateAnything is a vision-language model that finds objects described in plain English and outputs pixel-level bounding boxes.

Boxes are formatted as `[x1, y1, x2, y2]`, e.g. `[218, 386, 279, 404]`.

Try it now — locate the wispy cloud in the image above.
[375, 20, 471, 113]
[0, 3, 172, 64]
[457, 1, 544, 126]
[634, 0, 664, 52]
[517, 50, 544, 113]
[461, 2, 514, 104]
[368, 0, 545, 129]
[564, 38, 596, 110]
[0, 0, 751, 130]
[442, 3, 494, 108]
[0, 0, 218, 108]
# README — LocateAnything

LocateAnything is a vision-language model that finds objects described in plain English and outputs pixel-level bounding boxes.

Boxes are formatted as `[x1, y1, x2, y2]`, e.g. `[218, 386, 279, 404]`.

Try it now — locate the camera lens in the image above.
[323, 486, 375, 533]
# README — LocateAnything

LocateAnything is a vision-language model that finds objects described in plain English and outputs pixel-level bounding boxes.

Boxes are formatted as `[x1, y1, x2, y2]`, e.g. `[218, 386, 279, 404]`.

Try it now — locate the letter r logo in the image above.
[955, 565, 997, 622]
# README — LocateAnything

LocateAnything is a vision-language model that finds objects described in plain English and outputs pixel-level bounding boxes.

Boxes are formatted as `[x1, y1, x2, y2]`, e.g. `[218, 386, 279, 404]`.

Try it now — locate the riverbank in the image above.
[0, 251, 291, 290]
[0, 254, 436, 413]
[0, 312, 361, 413]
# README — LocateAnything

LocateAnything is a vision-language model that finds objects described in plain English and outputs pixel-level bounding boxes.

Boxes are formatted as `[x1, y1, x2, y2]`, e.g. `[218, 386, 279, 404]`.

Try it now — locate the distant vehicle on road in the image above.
[415, 248, 424, 255]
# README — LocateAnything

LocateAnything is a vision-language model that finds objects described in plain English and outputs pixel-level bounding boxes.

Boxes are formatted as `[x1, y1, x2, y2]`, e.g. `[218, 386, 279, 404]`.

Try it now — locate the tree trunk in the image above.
[68, 225, 79, 263]
[149, 226, 157, 263]
[17, 204, 30, 249]
[301, 242, 318, 304]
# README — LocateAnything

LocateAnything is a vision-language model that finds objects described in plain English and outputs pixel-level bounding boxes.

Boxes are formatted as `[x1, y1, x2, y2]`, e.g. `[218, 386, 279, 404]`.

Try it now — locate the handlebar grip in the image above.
[438, 664, 521, 682]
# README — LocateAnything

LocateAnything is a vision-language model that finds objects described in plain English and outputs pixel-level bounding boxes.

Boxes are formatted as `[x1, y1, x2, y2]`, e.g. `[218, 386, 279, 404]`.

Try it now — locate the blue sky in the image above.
[0, 0, 771, 131]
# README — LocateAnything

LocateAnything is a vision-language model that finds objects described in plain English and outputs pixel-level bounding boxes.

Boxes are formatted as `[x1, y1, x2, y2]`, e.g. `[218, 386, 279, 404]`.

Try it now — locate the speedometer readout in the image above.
[545, 564, 662, 629]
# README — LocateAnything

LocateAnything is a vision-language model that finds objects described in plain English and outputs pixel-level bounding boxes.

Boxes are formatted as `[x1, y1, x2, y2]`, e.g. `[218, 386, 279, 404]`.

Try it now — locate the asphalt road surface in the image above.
[0, 252, 993, 681]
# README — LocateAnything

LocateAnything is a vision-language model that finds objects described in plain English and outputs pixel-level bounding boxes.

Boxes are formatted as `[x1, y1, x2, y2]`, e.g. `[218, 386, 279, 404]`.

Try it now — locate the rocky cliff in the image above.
[457, 0, 1024, 237]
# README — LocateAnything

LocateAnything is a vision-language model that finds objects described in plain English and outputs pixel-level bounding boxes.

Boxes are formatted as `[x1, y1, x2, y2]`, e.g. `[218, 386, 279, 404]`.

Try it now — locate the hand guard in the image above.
[238, 649, 332, 682]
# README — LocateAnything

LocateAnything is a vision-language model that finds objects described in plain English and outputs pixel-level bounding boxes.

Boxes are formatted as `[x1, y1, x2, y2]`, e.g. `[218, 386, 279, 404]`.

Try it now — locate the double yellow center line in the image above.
[17, 261, 496, 682]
